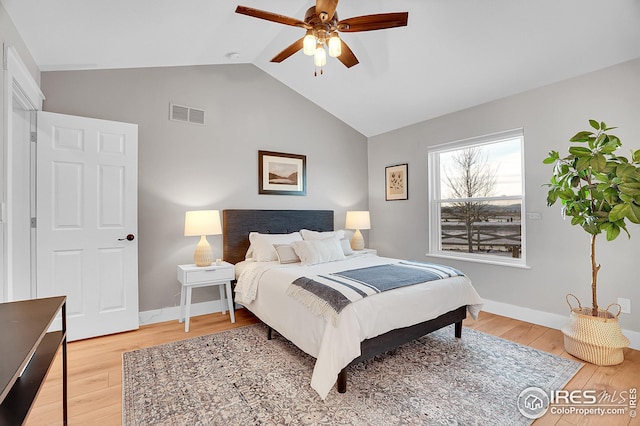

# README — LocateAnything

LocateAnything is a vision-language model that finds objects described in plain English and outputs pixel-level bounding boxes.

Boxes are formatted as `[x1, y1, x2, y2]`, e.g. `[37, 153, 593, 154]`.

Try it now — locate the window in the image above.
[427, 129, 526, 266]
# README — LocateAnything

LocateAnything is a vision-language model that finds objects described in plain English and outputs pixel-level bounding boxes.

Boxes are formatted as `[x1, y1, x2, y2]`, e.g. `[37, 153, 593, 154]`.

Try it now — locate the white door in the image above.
[36, 111, 139, 341]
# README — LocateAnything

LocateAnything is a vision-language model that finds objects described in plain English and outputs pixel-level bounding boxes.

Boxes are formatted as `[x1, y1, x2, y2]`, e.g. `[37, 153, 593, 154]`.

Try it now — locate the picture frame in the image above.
[258, 150, 306, 196]
[385, 163, 408, 201]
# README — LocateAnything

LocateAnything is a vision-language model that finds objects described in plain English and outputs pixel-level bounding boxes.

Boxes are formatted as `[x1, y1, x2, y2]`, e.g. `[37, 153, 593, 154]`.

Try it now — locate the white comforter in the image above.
[234, 255, 484, 400]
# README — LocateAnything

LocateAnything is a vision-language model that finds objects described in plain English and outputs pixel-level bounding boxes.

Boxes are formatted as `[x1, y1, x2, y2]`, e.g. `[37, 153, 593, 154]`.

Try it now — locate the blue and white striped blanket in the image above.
[287, 261, 464, 325]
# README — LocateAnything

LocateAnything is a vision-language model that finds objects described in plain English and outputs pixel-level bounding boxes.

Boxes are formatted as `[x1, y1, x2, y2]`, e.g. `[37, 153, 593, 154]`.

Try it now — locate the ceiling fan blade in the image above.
[235, 5, 309, 28]
[315, 0, 339, 21]
[338, 12, 408, 32]
[270, 38, 305, 63]
[336, 40, 359, 68]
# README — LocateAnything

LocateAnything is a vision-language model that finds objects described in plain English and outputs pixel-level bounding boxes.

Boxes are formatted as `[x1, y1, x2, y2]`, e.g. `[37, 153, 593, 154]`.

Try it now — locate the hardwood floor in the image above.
[464, 313, 640, 426]
[25, 309, 639, 425]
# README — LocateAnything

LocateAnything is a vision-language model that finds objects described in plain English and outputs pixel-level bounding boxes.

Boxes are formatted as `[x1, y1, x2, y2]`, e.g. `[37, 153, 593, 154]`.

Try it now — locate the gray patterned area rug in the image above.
[122, 323, 582, 425]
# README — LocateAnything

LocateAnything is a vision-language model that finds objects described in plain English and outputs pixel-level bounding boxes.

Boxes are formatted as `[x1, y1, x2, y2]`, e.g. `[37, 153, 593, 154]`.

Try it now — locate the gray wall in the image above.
[368, 58, 640, 332]
[41, 65, 368, 311]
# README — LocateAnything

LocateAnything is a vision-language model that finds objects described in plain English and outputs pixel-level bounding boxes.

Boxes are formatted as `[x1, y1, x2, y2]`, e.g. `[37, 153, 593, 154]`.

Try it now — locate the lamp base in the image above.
[350, 229, 365, 250]
[194, 235, 213, 267]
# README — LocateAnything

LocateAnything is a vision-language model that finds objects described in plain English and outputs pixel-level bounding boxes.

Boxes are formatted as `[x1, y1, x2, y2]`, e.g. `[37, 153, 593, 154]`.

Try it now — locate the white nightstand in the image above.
[353, 248, 377, 256]
[177, 262, 235, 332]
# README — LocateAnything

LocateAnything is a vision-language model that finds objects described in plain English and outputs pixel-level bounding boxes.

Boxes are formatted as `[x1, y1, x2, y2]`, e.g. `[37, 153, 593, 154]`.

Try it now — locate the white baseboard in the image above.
[481, 299, 640, 351]
[139, 300, 228, 326]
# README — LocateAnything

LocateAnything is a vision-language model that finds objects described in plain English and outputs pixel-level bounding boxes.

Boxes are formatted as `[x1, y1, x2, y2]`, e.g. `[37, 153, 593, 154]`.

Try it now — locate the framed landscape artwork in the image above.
[385, 163, 408, 201]
[258, 150, 306, 196]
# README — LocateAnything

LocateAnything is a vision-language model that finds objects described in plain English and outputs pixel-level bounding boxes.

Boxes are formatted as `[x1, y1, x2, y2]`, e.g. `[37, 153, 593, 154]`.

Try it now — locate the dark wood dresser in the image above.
[0, 296, 67, 425]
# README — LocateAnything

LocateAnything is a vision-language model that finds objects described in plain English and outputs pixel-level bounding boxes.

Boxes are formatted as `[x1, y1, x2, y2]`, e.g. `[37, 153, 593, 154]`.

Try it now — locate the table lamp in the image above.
[345, 210, 371, 250]
[184, 210, 222, 266]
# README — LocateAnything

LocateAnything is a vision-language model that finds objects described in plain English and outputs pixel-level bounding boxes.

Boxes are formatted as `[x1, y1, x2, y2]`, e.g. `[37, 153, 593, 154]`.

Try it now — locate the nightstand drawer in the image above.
[186, 267, 233, 283]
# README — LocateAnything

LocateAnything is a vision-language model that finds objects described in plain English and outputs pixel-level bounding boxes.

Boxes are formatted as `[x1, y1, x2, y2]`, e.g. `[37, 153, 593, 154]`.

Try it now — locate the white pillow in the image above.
[299, 229, 354, 256]
[291, 237, 346, 266]
[340, 238, 354, 256]
[245, 245, 254, 260]
[273, 244, 300, 264]
[248, 232, 303, 262]
[300, 229, 345, 241]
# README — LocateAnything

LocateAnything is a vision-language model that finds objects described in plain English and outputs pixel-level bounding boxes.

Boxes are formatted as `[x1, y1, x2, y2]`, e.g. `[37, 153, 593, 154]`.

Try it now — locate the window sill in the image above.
[425, 252, 531, 269]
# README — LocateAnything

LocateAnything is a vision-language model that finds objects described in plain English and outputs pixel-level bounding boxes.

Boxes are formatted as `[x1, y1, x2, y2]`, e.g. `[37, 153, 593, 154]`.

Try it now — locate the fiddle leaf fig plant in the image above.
[544, 120, 640, 316]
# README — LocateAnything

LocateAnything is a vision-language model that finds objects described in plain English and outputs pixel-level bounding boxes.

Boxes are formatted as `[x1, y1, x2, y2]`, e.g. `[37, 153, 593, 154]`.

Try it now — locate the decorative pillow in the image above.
[291, 237, 346, 266]
[245, 245, 254, 260]
[300, 229, 346, 241]
[340, 238, 354, 256]
[273, 244, 300, 264]
[248, 232, 303, 262]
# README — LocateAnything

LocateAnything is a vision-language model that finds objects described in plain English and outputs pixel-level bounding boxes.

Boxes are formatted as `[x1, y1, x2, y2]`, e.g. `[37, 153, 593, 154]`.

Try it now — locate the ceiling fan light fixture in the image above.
[303, 32, 317, 56]
[328, 33, 341, 57]
[235, 4, 409, 71]
[314, 44, 327, 67]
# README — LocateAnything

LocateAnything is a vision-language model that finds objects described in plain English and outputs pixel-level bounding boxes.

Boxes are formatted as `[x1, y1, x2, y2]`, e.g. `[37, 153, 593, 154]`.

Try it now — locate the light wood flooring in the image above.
[25, 309, 640, 426]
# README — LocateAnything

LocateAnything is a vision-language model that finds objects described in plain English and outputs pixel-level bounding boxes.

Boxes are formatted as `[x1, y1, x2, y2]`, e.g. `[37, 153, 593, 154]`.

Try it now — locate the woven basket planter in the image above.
[561, 294, 630, 366]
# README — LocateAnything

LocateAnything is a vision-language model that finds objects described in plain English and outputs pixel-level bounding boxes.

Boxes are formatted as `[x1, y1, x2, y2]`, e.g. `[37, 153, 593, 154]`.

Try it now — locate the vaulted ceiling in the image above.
[3, 0, 640, 137]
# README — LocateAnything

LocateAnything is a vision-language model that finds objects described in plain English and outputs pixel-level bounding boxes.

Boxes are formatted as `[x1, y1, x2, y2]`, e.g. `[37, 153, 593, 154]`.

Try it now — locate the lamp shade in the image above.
[345, 211, 371, 230]
[184, 210, 222, 237]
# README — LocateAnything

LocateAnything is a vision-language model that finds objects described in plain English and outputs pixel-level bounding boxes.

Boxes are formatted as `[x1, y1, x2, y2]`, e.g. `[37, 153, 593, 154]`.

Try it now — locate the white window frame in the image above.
[427, 128, 527, 268]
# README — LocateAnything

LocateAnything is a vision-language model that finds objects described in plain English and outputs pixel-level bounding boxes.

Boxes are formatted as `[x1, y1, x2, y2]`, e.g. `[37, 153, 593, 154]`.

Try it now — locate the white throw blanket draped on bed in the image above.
[235, 261, 282, 305]
[234, 255, 484, 400]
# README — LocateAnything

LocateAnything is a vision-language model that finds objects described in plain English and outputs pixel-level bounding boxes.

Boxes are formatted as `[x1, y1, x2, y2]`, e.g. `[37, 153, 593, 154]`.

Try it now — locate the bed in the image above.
[222, 209, 483, 399]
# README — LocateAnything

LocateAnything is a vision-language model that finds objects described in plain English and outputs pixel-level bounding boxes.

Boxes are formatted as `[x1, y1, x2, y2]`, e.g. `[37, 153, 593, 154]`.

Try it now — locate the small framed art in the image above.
[258, 150, 306, 196]
[385, 163, 408, 201]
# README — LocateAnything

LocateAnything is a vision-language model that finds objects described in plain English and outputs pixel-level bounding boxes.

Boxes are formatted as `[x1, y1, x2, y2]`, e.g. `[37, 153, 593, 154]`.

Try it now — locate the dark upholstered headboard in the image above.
[222, 209, 334, 264]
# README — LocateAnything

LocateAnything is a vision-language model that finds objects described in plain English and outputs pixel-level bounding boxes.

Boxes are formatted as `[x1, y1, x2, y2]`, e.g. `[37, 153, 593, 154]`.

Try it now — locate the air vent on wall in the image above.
[169, 103, 205, 125]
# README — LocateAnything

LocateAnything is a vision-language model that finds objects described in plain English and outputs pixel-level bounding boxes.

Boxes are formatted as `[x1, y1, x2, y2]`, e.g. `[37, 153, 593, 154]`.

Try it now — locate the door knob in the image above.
[118, 234, 135, 241]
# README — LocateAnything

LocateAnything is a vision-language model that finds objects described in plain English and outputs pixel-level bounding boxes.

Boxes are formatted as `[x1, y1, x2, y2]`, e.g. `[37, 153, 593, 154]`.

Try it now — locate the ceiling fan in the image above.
[235, 1, 408, 73]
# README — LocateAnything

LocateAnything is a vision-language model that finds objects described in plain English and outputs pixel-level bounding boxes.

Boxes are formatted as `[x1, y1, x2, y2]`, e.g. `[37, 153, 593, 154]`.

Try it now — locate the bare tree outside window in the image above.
[443, 147, 497, 252]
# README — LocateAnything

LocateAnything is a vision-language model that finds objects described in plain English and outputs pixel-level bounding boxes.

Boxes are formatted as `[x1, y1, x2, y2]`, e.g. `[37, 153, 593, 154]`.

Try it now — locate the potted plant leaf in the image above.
[544, 119, 640, 365]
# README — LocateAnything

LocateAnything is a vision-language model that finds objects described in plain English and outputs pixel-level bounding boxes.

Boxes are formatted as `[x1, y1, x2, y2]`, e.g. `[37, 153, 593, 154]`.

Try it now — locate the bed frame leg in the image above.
[337, 368, 347, 393]
[455, 321, 462, 338]
[267, 326, 273, 340]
